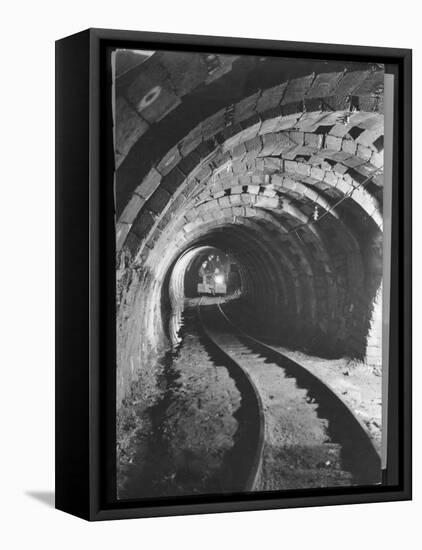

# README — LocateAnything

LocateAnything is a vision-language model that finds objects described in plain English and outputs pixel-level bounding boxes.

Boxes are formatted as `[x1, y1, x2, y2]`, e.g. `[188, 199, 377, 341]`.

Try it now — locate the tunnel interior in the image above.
[114, 48, 384, 411]
[182, 248, 234, 298]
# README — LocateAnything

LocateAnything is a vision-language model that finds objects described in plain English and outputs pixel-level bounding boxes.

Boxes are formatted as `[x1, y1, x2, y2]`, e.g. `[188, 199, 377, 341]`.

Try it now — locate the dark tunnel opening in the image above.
[153, 208, 383, 362]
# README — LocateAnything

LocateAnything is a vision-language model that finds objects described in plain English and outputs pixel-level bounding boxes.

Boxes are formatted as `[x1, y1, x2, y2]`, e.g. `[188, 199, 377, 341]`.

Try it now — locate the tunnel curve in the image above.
[115, 54, 384, 408]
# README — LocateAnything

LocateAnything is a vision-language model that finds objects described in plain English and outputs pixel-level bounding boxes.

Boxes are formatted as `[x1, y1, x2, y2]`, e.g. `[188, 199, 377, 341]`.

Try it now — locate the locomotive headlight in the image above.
[214, 275, 224, 285]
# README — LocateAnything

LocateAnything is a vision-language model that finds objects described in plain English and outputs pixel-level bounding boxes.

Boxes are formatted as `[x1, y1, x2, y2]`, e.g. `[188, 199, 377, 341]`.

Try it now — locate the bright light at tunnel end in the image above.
[215, 275, 224, 284]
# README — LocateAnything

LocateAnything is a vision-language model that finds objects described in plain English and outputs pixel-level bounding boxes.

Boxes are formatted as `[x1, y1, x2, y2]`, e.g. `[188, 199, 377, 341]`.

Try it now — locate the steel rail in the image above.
[197, 298, 266, 492]
[217, 300, 382, 486]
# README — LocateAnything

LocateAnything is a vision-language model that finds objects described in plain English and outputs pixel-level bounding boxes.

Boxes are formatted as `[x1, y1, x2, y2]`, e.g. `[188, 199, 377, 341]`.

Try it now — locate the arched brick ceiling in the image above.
[115, 52, 384, 366]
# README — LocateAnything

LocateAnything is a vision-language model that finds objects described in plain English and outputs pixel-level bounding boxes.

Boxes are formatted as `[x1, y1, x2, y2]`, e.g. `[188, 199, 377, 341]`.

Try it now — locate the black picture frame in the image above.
[55, 28, 412, 521]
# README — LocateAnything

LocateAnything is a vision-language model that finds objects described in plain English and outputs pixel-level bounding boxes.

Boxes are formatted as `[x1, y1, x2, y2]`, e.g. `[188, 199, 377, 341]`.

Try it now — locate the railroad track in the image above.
[198, 299, 381, 492]
[197, 298, 265, 492]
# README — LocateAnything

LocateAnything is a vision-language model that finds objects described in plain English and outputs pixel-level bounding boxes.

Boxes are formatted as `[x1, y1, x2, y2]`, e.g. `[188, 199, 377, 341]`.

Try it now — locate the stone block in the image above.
[179, 125, 203, 157]
[258, 131, 279, 158]
[126, 58, 181, 123]
[342, 139, 358, 156]
[177, 149, 201, 176]
[307, 72, 343, 98]
[233, 91, 260, 124]
[184, 208, 198, 222]
[160, 168, 185, 195]
[204, 54, 237, 84]
[294, 111, 326, 132]
[355, 113, 383, 131]
[263, 157, 283, 173]
[357, 144, 373, 161]
[282, 74, 315, 105]
[220, 122, 242, 143]
[310, 166, 325, 180]
[231, 158, 246, 174]
[231, 185, 243, 195]
[195, 139, 217, 160]
[304, 132, 324, 148]
[244, 135, 263, 155]
[288, 130, 304, 146]
[329, 123, 354, 139]
[231, 142, 247, 159]
[356, 128, 384, 148]
[282, 146, 301, 160]
[123, 232, 142, 257]
[251, 174, 266, 184]
[232, 206, 244, 217]
[336, 70, 370, 96]
[159, 51, 208, 96]
[281, 101, 304, 116]
[353, 70, 384, 99]
[183, 221, 199, 234]
[114, 97, 149, 160]
[247, 184, 260, 195]
[350, 162, 379, 179]
[284, 160, 298, 173]
[238, 174, 252, 187]
[256, 83, 287, 113]
[156, 145, 181, 176]
[255, 195, 279, 209]
[342, 156, 366, 169]
[119, 193, 146, 224]
[296, 145, 320, 158]
[254, 158, 265, 172]
[213, 152, 233, 175]
[131, 210, 156, 241]
[194, 163, 213, 183]
[331, 150, 352, 163]
[240, 193, 253, 205]
[323, 171, 339, 186]
[239, 122, 262, 144]
[277, 177, 297, 192]
[116, 222, 132, 251]
[229, 194, 242, 206]
[135, 168, 161, 200]
[325, 135, 343, 151]
[222, 129, 245, 152]
[276, 113, 302, 131]
[218, 195, 231, 208]
[295, 162, 311, 177]
[259, 117, 282, 135]
[357, 96, 380, 113]
[333, 163, 349, 175]
[370, 151, 383, 168]
[147, 187, 172, 215]
[201, 108, 226, 140]
[262, 187, 277, 197]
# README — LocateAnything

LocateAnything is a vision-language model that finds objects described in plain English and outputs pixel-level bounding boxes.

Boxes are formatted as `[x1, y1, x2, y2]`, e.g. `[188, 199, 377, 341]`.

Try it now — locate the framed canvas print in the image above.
[55, 28, 412, 520]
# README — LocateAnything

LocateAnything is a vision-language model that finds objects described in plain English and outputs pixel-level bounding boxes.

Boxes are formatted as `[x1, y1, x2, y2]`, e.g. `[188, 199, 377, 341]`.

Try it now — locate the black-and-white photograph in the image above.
[113, 49, 385, 500]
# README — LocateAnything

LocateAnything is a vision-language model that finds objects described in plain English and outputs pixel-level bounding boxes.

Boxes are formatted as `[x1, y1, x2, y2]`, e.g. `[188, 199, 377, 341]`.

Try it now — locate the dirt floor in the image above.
[117, 299, 382, 498]
[271, 346, 382, 454]
[205, 325, 357, 491]
[117, 308, 241, 499]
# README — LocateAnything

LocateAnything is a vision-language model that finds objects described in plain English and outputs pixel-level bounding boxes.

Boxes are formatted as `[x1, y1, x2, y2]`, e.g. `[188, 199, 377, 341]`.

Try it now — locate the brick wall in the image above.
[114, 57, 385, 408]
